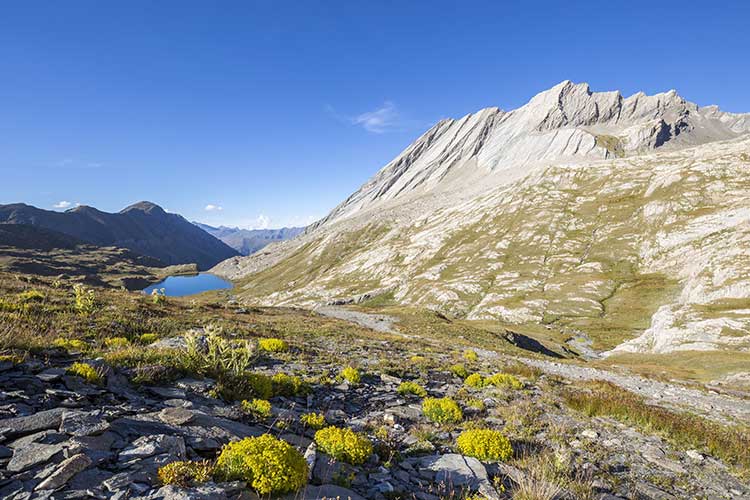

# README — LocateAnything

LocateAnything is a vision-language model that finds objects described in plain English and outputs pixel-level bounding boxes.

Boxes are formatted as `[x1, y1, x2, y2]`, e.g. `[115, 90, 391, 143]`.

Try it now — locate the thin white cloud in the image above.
[352, 101, 400, 133]
[204, 204, 223, 212]
[50, 159, 104, 169]
[254, 214, 270, 229]
[53, 201, 72, 209]
[327, 101, 409, 134]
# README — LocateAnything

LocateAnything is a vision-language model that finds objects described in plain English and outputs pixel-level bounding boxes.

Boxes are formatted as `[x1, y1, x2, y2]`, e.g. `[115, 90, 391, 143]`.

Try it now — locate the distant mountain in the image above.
[0, 223, 194, 289]
[194, 222, 304, 256]
[0, 201, 238, 270]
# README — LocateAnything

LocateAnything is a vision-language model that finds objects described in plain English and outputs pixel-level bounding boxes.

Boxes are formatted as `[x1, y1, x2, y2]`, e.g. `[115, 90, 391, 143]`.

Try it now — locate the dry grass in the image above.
[562, 380, 750, 475]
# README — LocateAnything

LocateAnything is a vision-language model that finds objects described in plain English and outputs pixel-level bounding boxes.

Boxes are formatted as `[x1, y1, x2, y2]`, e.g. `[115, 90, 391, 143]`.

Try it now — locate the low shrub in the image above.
[242, 398, 272, 418]
[258, 338, 289, 353]
[397, 381, 427, 397]
[214, 434, 308, 494]
[422, 397, 463, 424]
[0, 353, 23, 364]
[53, 338, 88, 352]
[449, 363, 469, 379]
[456, 429, 513, 462]
[104, 337, 130, 349]
[18, 290, 45, 303]
[466, 398, 486, 411]
[139, 333, 159, 344]
[157, 460, 213, 486]
[272, 373, 308, 397]
[213, 372, 273, 401]
[300, 412, 326, 430]
[315, 426, 373, 465]
[67, 362, 103, 385]
[463, 349, 479, 362]
[486, 373, 523, 389]
[464, 373, 485, 388]
[341, 366, 361, 384]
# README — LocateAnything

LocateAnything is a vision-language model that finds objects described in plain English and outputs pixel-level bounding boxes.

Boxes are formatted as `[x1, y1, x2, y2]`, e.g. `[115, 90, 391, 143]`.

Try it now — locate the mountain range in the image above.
[0, 201, 238, 270]
[213, 81, 750, 356]
[193, 223, 304, 256]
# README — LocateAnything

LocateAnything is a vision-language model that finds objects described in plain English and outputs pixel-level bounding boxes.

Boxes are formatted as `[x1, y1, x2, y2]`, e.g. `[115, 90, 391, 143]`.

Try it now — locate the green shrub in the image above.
[53, 338, 88, 352]
[449, 363, 469, 379]
[314, 426, 373, 465]
[139, 333, 159, 344]
[300, 412, 326, 430]
[463, 349, 479, 362]
[242, 398, 272, 418]
[214, 372, 274, 401]
[464, 373, 485, 388]
[466, 398, 486, 411]
[157, 460, 213, 486]
[397, 381, 427, 397]
[486, 373, 523, 389]
[0, 354, 23, 364]
[456, 429, 513, 462]
[422, 397, 463, 424]
[18, 290, 45, 303]
[67, 362, 102, 385]
[341, 366, 361, 384]
[214, 435, 307, 494]
[104, 337, 130, 349]
[258, 338, 289, 353]
[272, 373, 308, 397]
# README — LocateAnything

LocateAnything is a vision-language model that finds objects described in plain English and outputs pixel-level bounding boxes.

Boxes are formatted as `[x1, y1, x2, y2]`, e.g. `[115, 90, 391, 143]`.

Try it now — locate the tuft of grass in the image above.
[562, 381, 750, 474]
[314, 426, 373, 465]
[340, 366, 361, 385]
[486, 372, 523, 390]
[456, 428, 512, 462]
[463, 349, 479, 362]
[17, 290, 45, 303]
[241, 398, 272, 419]
[300, 412, 326, 430]
[54, 338, 88, 352]
[258, 337, 289, 353]
[158, 460, 213, 487]
[104, 337, 130, 349]
[422, 397, 463, 424]
[449, 363, 469, 379]
[67, 362, 103, 385]
[397, 381, 427, 397]
[464, 373, 485, 389]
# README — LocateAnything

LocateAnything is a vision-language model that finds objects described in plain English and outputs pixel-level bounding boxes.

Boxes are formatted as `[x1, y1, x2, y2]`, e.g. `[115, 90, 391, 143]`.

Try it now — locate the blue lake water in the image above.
[142, 273, 232, 297]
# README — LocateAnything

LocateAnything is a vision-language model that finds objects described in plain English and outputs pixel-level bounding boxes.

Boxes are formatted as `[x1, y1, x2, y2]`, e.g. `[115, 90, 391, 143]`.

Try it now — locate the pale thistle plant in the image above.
[73, 284, 96, 316]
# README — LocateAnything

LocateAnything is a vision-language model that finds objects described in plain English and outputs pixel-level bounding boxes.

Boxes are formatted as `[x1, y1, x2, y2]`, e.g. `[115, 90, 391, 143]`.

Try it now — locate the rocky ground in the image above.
[1, 328, 748, 500]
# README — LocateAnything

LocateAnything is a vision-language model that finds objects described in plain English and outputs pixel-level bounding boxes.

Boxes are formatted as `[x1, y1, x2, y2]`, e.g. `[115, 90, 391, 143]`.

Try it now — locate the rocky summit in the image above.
[214, 81, 750, 356]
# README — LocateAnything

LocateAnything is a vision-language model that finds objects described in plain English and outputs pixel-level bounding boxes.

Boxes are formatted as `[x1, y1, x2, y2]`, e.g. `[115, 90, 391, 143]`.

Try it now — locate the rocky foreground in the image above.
[1, 329, 748, 500]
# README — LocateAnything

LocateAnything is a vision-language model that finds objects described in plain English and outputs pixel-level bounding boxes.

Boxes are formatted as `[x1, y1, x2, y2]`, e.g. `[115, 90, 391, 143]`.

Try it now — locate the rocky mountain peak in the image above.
[313, 81, 750, 226]
[119, 201, 166, 215]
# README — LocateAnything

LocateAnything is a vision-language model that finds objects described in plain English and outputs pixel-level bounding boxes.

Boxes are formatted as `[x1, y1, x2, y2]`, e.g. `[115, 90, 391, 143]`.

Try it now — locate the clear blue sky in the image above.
[1, 1, 748, 228]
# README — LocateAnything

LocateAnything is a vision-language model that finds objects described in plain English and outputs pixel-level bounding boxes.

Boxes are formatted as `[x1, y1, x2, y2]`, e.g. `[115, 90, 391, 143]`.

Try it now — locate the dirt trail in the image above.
[318, 306, 750, 426]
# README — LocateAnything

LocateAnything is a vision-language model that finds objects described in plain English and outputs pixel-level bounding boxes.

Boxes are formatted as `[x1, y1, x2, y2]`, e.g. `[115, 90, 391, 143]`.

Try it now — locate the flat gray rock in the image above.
[35, 452, 92, 490]
[0, 408, 66, 437]
[7, 441, 65, 472]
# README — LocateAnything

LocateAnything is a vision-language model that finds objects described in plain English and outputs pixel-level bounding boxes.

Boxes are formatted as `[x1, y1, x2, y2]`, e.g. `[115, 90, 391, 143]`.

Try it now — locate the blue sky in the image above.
[1, 1, 748, 229]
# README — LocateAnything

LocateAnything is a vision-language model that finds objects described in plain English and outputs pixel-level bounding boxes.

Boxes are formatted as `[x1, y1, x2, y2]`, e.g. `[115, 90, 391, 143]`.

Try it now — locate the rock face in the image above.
[0, 201, 238, 270]
[214, 82, 750, 354]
